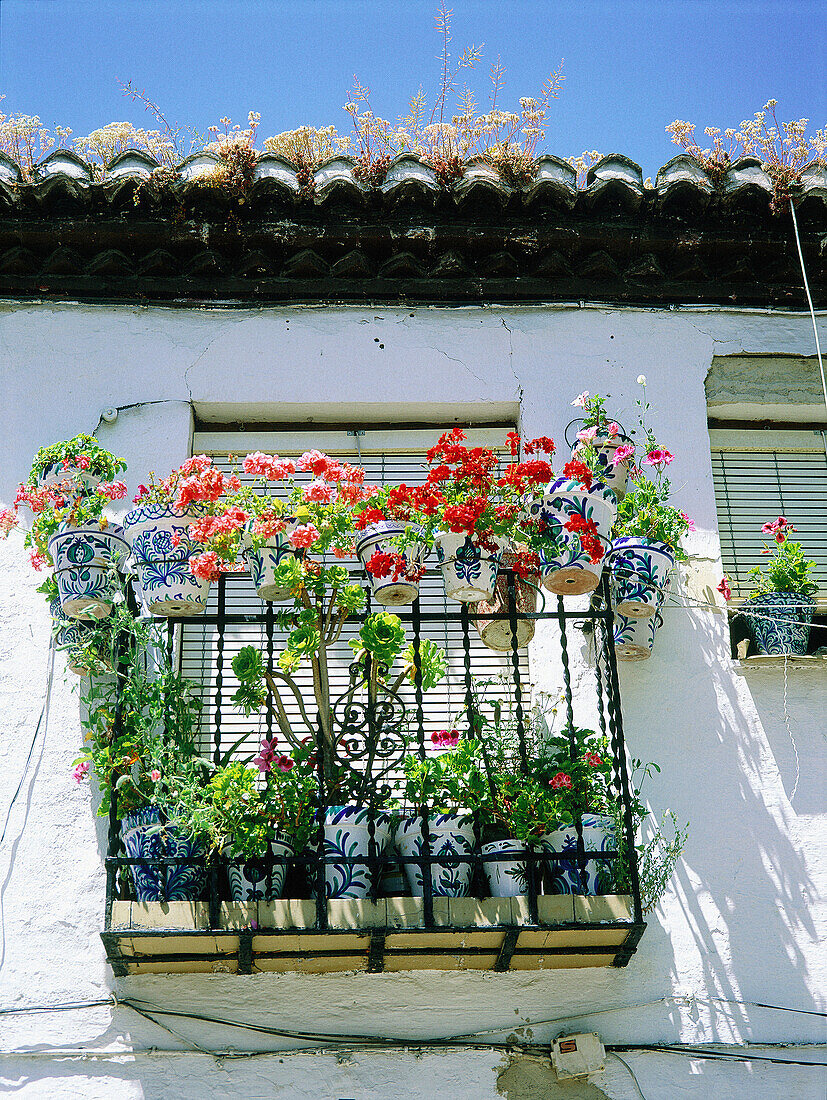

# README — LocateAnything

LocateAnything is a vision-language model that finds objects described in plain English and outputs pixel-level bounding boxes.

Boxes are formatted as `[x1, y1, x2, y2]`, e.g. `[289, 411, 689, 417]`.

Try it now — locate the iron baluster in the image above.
[557, 594, 589, 894]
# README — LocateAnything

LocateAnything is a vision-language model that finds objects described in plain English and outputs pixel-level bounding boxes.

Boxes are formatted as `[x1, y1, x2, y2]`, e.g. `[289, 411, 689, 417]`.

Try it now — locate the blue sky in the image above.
[0, 0, 824, 174]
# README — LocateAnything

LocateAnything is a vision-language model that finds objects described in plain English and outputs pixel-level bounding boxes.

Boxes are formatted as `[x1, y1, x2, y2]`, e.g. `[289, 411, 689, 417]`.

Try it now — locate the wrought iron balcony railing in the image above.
[101, 570, 645, 975]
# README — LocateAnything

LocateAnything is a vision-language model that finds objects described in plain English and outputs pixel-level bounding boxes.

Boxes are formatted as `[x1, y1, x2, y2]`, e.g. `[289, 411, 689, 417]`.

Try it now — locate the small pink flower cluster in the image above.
[611, 442, 635, 468]
[717, 577, 732, 601]
[189, 550, 224, 582]
[0, 508, 17, 536]
[549, 771, 573, 790]
[73, 760, 90, 783]
[645, 448, 674, 468]
[243, 452, 297, 480]
[289, 523, 319, 549]
[188, 508, 249, 543]
[98, 481, 128, 501]
[431, 728, 459, 748]
[70, 454, 91, 470]
[253, 737, 294, 773]
[29, 549, 49, 571]
[584, 752, 603, 767]
[303, 479, 335, 504]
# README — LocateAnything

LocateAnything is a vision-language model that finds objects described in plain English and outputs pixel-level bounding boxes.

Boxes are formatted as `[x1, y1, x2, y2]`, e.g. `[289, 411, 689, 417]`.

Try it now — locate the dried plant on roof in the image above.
[0, 95, 72, 179]
[667, 101, 826, 212]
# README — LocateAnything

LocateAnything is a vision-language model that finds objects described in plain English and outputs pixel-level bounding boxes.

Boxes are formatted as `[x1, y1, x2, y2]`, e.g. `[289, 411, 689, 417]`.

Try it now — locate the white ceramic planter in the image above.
[355, 521, 428, 605]
[472, 548, 539, 651]
[124, 503, 211, 616]
[435, 532, 506, 603]
[609, 537, 674, 618]
[528, 478, 617, 596]
[48, 523, 129, 620]
[241, 525, 295, 602]
[225, 837, 294, 901]
[613, 610, 664, 661]
[481, 839, 528, 897]
[49, 597, 91, 674]
[322, 806, 391, 899]
[394, 812, 476, 897]
[539, 813, 617, 895]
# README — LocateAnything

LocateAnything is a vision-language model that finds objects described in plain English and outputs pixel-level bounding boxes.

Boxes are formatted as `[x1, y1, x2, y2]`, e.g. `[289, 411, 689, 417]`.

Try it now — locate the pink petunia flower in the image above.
[717, 577, 732, 601]
[73, 760, 90, 783]
[571, 391, 590, 408]
[577, 426, 598, 445]
[276, 756, 294, 772]
[151, 769, 162, 782]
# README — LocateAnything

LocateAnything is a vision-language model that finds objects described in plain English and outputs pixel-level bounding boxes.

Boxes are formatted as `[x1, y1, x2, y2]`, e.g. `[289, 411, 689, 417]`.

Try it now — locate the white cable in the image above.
[782, 653, 801, 803]
[609, 1051, 648, 1100]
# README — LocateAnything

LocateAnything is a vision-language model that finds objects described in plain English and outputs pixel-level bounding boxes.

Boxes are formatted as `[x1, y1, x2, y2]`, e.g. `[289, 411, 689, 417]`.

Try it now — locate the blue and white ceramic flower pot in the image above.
[394, 812, 476, 897]
[123, 503, 211, 616]
[528, 478, 617, 596]
[539, 813, 617, 896]
[609, 537, 674, 618]
[355, 521, 428, 605]
[240, 525, 294, 602]
[435, 532, 506, 603]
[481, 838, 528, 897]
[322, 806, 391, 899]
[613, 610, 664, 661]
[48, 523, 129, 621]
[588, 433, 632, 502]
[225, 837, 295, 902]
[740, 592, 814, 655]
[120, 807, 207, 902]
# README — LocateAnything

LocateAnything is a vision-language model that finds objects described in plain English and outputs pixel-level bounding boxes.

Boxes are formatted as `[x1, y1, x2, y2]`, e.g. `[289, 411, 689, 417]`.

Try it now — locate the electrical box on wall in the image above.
[551, 1033, 606, 1079]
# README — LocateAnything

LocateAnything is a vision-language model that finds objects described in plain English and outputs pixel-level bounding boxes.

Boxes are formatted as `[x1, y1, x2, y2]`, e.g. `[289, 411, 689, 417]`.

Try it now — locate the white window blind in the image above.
[181, 427, 528, 760]
[710, 429, 827, 608]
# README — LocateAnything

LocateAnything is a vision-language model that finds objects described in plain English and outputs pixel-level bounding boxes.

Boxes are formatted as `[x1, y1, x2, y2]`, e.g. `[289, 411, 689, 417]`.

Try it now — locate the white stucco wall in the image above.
[1, 302, 825, 1098]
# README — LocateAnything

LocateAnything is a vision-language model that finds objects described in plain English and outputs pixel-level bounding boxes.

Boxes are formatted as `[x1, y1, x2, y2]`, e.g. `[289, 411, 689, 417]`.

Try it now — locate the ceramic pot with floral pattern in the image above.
[120, 806, 207, 902]
[394, 812, 476, 897]
[435, 532, 507, 603]
[124, 503, 211, 616]
[48, 522, 129, 621]
[472, 548, 539, 651]
[739, 592, 814, 655]
[240, 523, 295, 602]
[355, 521, 428, 606]
[613, 610, 664, 661]
[539, 813, 617, 895]
[225, 837, 295, 902]
[609, 537, 673, 618]
[321, 806, 391, 899]
[481, 838, 528, 897]
[528, 478, 617, 596]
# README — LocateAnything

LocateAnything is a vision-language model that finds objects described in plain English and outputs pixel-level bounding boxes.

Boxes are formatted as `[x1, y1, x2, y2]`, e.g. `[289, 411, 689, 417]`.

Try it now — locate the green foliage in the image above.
[231, 645, 268, 714]
[748, 537, 818, 598]
[614, 477, 690, 559]
[610, 803, 688, 914]
[29, 434, 126, 483]
[403, 638, 446, 693]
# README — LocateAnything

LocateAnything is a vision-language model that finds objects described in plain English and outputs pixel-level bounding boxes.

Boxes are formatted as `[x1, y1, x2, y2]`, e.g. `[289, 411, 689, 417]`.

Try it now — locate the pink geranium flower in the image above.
[681, 511, 695, 532]
[73, 761, 90, 783]
[430, 728, 459, 748]
[645, 448, 674, 468]
[288, 524, 319, 549]
[549, 771, 573, 790]
[717, 577, 732, 601]
[611, 443, 635, 468]
[0, 508, 17, 536]
[151, 769, 162, 782]
[303, 480, 335, 504]
[606, 422, 619, 437]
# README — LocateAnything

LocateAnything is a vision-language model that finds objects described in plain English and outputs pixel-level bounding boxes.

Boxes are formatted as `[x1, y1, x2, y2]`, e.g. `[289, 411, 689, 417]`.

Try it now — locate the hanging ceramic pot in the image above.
[321, 806, 391, 899]
[355, 521, 428, 605]
[590, 433, 633, 502]
[539, 813, 617, 895]
[48, 523, 129, 621]
[240, 524, 295, 602]
[613, 610, 664, 661]
[435, 532, 507, 603]
[472, 548, 539, 651]
[49, 597, 92, 674]
[38, 461, 102, 495]
[738, 592, 814, 655]
[609, 537, 674, 618]
[481, 838, 528, 897]
[124, 503, 211, 616]
[394, 812, 476, 897]
[528, 478, 617, 596]
[225, 837, 295, 901]
[120, 806, 207, 902]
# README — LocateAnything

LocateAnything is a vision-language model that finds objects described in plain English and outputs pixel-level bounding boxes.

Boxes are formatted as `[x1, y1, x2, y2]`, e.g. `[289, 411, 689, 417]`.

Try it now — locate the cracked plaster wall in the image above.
[1, 302, 825, 1098]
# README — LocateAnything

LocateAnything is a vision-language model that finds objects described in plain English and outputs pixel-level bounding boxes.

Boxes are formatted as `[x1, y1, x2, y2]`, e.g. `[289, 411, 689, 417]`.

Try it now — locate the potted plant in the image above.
[613, 609, 665, 661]
[353, 483, 429, 605]
[73, 603, 208, 901]
[533, 726, 619, 895]
[13, 444, 129, 620]
[731, 517, 818, 655]
[28, 432, 127, 493]
[609, 388, 692, 617]
[168, 749, 316, 902]
[471, 546, 542, 652]
[567, 390, 635, 500]
[124, 455, 233, 616]
[396, 734, 478, 897]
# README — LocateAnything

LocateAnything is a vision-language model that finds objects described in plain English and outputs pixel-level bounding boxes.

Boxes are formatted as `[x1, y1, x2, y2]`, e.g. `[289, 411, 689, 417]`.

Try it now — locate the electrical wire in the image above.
[609, 1051, 648, 1099]
[789, 198, 827, 414]
[609, 1043, 827, 1068]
